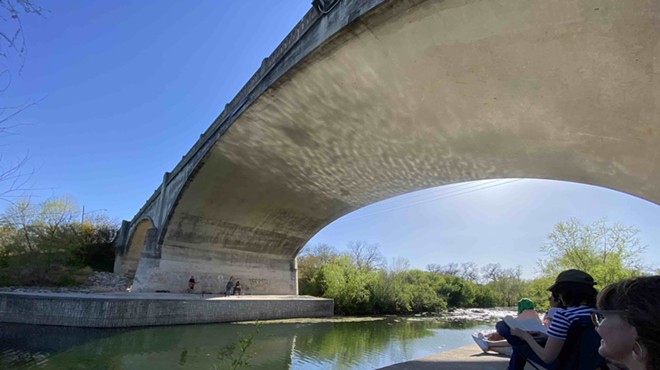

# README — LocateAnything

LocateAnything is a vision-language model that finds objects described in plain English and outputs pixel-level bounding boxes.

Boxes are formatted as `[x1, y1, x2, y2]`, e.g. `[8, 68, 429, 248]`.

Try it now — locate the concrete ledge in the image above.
[0, 292, 334, 328]
[379, 345, 536, 370]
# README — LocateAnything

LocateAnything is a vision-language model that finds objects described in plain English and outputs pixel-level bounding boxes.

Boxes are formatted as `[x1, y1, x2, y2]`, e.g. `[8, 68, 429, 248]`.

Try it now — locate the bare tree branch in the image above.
[0, 0, 43, 202]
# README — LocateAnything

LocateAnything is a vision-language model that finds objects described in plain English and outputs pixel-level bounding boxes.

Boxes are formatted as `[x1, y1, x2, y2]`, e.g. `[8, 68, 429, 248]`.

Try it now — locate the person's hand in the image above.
[529, 331, 547, 339]
[511, 327, 532, 341]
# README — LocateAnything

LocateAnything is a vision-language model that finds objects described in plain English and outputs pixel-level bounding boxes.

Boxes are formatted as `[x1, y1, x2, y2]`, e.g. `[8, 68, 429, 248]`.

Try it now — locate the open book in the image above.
[503, 315, 547, 334]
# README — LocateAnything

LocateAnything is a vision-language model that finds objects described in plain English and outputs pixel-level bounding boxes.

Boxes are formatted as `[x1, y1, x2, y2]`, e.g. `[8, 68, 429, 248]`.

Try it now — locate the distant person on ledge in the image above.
[225, 276, 234, 296]
[234, 280, 241, 295]
[188, 276, 196, 292]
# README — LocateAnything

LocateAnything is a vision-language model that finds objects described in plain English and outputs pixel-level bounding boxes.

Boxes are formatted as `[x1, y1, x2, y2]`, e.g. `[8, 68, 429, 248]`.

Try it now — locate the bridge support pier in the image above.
[131, 228, 162, 292]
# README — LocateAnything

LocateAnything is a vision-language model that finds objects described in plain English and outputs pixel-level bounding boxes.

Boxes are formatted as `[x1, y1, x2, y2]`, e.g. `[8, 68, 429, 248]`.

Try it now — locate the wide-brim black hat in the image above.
[547, 269, 596, 291]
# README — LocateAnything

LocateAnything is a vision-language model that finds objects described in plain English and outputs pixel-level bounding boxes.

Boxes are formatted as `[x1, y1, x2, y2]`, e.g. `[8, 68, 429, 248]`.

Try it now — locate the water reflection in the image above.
[0, 318, 492, 369]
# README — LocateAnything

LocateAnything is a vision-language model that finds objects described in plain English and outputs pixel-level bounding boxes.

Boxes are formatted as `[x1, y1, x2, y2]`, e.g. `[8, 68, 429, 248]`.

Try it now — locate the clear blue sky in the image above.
[5, 2, 659, 279]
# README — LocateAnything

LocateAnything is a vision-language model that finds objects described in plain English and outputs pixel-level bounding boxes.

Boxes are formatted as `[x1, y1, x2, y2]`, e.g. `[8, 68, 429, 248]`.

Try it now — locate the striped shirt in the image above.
[547, 306, 593, 341]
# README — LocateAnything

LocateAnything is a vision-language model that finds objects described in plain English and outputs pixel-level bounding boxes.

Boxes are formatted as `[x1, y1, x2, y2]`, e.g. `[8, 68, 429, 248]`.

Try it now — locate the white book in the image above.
[503, 315, 548, 334]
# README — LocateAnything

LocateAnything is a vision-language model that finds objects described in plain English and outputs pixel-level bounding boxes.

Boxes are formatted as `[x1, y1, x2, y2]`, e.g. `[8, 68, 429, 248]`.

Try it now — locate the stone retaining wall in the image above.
[0, 292, 334, 328]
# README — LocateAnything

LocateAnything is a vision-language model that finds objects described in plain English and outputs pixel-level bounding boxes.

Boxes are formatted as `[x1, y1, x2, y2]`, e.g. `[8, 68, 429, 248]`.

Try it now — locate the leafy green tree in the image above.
[298, 243, 338, 296]
[436, 274, 477, 308]
[473, 284, 498, 308]
[522, 276, 555, 311]
[404, 270, 447, 312]
[485, 266, 527, 306]
[298, 241, 542, 313]
[539, 218, 647, 286]
[318, 255, 376, 314]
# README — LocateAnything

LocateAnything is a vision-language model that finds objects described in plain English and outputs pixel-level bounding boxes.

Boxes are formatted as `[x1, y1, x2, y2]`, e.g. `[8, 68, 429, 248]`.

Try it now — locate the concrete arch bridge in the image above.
[113, 0, 660, 294]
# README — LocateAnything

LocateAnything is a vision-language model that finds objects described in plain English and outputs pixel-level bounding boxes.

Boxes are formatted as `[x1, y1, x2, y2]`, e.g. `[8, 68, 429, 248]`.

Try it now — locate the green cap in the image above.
[547, 269, 596, 291]
[517, 298, 535, 314]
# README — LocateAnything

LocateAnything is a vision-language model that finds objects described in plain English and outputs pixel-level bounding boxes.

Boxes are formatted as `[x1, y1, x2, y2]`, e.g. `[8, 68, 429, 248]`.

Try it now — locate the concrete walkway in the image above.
[379, 345, 538, 370]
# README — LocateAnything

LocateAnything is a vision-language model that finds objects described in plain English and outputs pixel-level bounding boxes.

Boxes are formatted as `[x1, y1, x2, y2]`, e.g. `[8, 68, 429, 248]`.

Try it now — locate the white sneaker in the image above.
[472, 333, 489, 353]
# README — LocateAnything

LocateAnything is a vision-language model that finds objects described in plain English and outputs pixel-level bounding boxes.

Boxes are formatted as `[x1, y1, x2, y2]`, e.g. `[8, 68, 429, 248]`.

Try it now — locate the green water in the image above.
[0, 318, 493, 369]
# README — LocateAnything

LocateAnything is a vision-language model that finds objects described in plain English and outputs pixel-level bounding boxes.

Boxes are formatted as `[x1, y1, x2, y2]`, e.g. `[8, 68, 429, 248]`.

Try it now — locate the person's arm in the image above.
[511, 328, 564, 364]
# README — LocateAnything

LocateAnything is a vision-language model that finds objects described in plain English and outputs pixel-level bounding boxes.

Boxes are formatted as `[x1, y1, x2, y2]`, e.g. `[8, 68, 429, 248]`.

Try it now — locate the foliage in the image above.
[0, 196, 117, 285]
[539, 218, 647, 286]
[298, 218, 653, 315]
[297, 243, 338, 296]
[435, 274, 477, 308]
[371, 269, 447, 314]
[473, 284, 498, 307]
[521, 276, 554, 311]
[483, 265, 527, 307]
[318, 255, 375, 314]
[298, 243, 481, 314]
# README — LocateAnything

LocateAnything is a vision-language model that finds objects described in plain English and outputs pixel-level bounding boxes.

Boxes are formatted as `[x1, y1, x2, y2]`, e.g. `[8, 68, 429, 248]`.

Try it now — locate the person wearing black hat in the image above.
[495, 269, 606, 370]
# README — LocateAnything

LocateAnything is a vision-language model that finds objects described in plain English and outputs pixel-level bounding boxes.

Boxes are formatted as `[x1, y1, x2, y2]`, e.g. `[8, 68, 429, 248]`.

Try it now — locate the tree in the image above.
[385, 256, 410, 275]
[1, 1, 43, 67]
[473, 284, 498, 308]
[0, 196, 117, 285]
[297, 243, 339, 296]
[539, 218, 647, 286]
[299, 243, 338, 264]
[458, 262, 480, 283]
[436, 274, 477, 308]
[426, 262, 459, 276]
[522, 276, 555, 311]
[1, 196, 77, 256]
[481, 263, 505, 283]
[347, 240, 384, 272]
[1, 197, 40, 254]
[0, 0, 43, 201]
[485, 266, 526, 306]
[318, 255, 375, 314]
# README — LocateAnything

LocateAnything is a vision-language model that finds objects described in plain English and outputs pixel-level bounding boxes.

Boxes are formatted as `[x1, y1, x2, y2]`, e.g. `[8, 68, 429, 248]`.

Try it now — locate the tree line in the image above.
[298, 218, 653, 315]
[0, 196, 117, 286]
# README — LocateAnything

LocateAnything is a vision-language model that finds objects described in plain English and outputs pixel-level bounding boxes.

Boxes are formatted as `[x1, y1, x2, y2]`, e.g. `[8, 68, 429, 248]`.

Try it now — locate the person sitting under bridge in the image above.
[225, 277, 234, 296]
[188, 276, 196, 292]
[473, 298, 541, 356]
[233, 280, 241, 295]
[496, 269, 606, 370]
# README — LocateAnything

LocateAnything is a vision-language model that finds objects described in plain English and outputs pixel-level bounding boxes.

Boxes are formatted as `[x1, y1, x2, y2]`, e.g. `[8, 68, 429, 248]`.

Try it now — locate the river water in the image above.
[0, 316, 500, 369]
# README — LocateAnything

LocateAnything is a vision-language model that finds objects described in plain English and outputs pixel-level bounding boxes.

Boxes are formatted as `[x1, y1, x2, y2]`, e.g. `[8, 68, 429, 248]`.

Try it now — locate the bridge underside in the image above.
[128, 0, 659, 294]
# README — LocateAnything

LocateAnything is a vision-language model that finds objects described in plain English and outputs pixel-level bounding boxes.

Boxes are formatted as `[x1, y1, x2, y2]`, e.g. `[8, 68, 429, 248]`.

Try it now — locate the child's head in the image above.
[517, 298, 535, 314]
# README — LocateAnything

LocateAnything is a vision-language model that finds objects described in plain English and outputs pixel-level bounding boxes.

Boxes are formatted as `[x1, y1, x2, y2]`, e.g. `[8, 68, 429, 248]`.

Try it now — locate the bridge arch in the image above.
[115, 218, 155, 283]
[127, 0, 660, 294]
